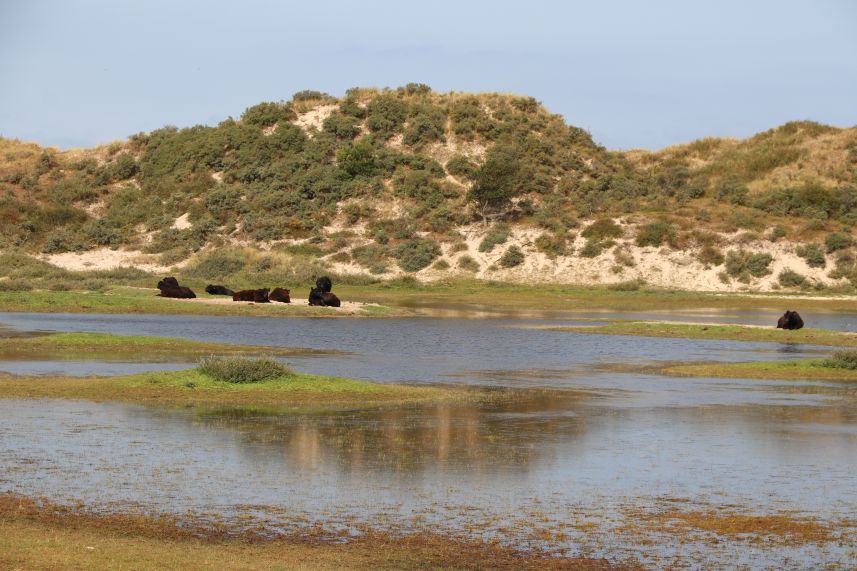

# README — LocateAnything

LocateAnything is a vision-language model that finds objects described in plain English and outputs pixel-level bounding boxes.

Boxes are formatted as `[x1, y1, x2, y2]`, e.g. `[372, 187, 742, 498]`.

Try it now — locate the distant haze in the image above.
[1, 0, 855, 150]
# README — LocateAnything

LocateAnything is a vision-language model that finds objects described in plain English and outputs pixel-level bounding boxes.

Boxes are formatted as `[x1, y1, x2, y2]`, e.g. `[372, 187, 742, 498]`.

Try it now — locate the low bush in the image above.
[535, 232, 569, 258]
[580, 239, 614, 258]
[608, 278, 645, 291]
[581, 218, 622, 241]
[725, 250, 773, 280]
[636, 221, 675, 247]
[198, 356, 292, 384]
[697, 245, 725, 267]
[499, 245, 524, 268]
[778, 269, 807, 288]
[478, 223, 510, 252]
[795, 244, 826, 268]
[768, 224, 787, 241]
[457, 255, 479, 272]
[393, 238, 441, 272]
[820, 350, 857, 370]
[825, 232, 852, 253]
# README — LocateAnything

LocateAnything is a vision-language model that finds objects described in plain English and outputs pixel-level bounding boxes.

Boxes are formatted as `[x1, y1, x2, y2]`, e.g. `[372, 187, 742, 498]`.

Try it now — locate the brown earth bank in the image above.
[0, 494, 633, 571]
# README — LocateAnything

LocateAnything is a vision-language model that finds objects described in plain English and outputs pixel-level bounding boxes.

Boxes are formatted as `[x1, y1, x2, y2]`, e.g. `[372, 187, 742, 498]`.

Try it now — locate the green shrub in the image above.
[636, 221, 675, 247]
[351, 244, 388, 272]
[582, 218, 622, 241]
[768, 224, 787, 241]
[795, 244, 826, 268]
[403, 104, 446, 147]
[825, 232, 852, 253]
[725, 250, 773, 280]
[446, 155, 477, 179]
[292, 90, 331, 102]
[478, 223, 510, 252]
[198, 356, 292, 384]
[366, 95, 408, 139]
[608, 278, 645, 291]
[457, 255, 479, 272]
[580, 239, 613, 258]
[778, 269, 807, 288]
[499, 245, 525, 268]
[729, 210, 764, 231]
[393, 238, 441, 272]
[697, 245, 725, 267]
[41, 228, 87, 253]
[323, 112, 361, 140]
[820, 350, 857, 370]
[338, 139, 376, 177]
[187, 250, 246, 279]
[432, 259, 450, 270]
[241, 102, 295, 127]
[535, 232, 568, 258]
[274, 242, 324, 257]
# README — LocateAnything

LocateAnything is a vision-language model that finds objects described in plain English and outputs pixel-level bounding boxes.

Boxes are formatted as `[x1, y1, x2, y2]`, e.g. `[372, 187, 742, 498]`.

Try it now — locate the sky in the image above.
[1, 0, 855, 150]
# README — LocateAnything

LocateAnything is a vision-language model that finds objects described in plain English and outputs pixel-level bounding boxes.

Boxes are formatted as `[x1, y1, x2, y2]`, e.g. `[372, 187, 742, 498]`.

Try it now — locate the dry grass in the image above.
[621, 506, 838, 546]
[0, 494, 629, 571]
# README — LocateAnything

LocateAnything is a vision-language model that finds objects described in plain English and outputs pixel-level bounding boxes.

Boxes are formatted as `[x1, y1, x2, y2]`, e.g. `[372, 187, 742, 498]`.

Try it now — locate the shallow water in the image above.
[0, 312, 834, 383]
[1, 310, 856, 567]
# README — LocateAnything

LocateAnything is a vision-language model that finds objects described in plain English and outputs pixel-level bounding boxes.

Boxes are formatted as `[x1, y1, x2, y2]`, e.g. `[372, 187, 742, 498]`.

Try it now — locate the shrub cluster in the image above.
[725, 250, 773, 281]
[198, 356, 292, 384]
[393, 238, 441, 272]
[795, 244, 826, 268]
[820, 350, 857, 370]
[478, 223, 510, 252]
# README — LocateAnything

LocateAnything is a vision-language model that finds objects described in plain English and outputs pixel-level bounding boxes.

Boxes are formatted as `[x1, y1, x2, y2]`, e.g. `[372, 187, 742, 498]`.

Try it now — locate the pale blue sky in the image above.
[1, 0, 855, 150]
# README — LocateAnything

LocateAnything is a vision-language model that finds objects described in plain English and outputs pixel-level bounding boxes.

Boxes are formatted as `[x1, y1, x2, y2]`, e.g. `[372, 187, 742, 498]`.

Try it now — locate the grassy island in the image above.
[553, 321, 857, 347]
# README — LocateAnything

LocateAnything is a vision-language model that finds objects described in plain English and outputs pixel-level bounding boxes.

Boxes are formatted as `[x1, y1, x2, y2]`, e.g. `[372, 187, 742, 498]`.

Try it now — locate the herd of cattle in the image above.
[155, 276, 341, 307]
[156, 276, 806, 325]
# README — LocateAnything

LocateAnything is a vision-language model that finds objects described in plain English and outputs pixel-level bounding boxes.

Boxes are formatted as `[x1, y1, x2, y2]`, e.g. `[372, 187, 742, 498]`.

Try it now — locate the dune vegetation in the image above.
[0, 85, 856, 295]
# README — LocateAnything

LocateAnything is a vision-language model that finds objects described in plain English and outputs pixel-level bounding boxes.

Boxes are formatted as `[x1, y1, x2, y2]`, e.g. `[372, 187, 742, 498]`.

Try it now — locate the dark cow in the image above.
[308, 287, 326, 306]
[232, 288, 270, 303]
[156, 277, 195, 298]
[269, 287, 291, 303]
[308, 287, 340, 307]
[777, 310, 804, 330]
[205, 284, 234, 296]
[316, 276, 332, 293]
[321, 292, 341, 307]
[158, 277, 179, 289]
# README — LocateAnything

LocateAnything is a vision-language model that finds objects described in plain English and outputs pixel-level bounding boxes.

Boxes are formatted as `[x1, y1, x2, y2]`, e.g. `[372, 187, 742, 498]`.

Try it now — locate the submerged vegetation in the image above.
[0, 494, 622, 571]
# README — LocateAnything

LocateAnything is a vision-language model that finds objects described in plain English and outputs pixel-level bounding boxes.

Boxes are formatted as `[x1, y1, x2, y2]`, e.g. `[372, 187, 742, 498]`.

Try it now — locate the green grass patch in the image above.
[662, 358, 857, 382]
[0, 332, 337, 359]
[0, 368, 482, 409]
[552, 321, 857, 347]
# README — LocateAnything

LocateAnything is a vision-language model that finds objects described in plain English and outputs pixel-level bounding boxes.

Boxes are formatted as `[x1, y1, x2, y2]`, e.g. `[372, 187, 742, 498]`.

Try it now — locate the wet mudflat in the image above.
[1, 311, 856, 568]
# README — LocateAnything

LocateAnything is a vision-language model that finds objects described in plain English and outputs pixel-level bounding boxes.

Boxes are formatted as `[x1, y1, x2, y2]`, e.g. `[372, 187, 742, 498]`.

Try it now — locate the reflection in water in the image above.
[1, 380, 855, 568]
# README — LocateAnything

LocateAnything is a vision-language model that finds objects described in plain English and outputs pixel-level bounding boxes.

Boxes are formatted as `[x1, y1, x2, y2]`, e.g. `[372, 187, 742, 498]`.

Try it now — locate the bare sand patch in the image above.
[40, 248, 176, 273]
[169, 296, 374, 314]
